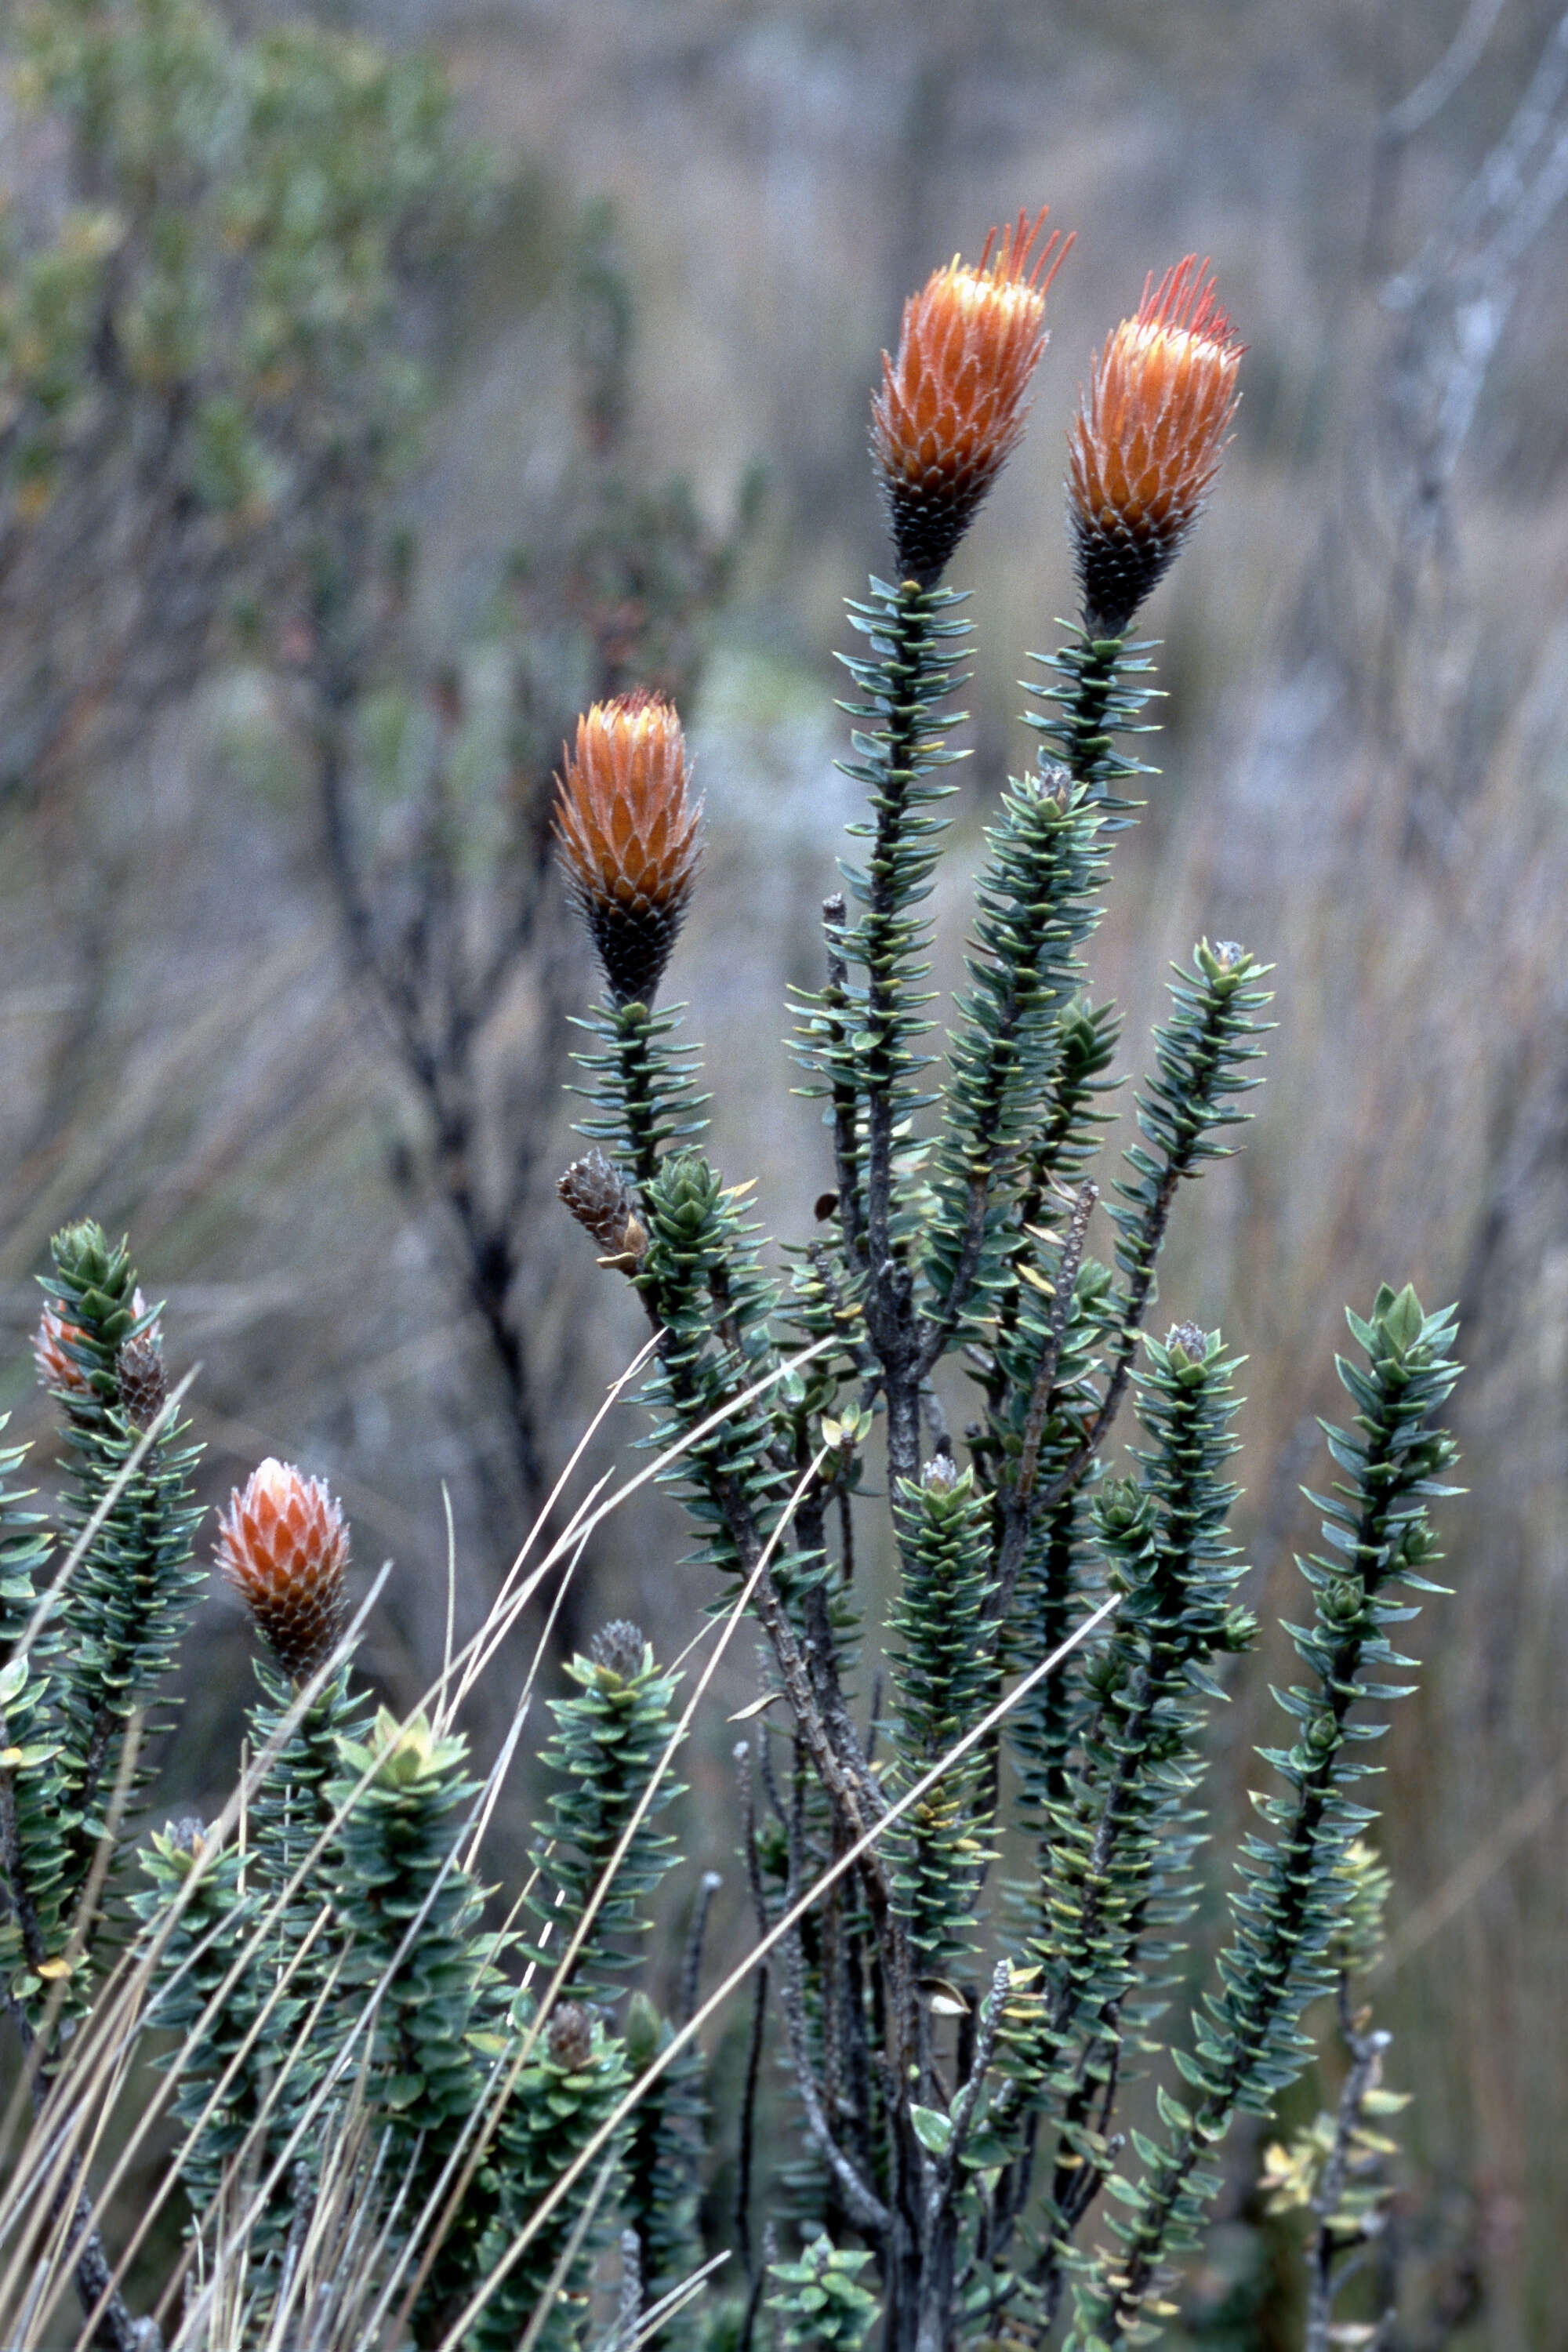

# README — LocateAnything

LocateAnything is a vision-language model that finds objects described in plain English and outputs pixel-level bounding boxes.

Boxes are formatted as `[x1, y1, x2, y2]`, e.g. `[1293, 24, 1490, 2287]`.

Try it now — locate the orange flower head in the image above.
[1067, 256, 1243, 637]
[872, 207, 1069, 586]
[217, 1457, 350, 1683]
[34, 1301, 93, 1397]
[554, 691, 702, 1007]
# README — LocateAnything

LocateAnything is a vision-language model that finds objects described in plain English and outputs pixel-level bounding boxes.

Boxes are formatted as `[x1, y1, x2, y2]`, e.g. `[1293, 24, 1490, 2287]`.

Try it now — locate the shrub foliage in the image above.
[0, 200, 1464, 2352]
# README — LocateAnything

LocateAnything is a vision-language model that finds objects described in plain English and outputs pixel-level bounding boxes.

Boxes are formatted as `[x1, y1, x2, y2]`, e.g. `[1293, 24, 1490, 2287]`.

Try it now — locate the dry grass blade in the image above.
[12, 1338, 681, 2339]
[513, 2151, 621, 2352]
[0, 1561, 394, 2349]
[2, 1343, 829, 2351]
[9, 1363, 201, 1668]
[431, 1587, 1123, 2351]
[394, 1438, 837, 2343]
[618, 2249, 733, 2352]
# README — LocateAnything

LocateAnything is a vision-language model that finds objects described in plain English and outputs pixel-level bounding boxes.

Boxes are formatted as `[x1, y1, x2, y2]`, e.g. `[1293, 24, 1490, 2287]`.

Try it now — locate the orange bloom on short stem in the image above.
[554, 691, 702, 1007]
[217, 1458, 350, 1683]
[1067, 256, 1243, 637]
[873, 206, 1069, 586]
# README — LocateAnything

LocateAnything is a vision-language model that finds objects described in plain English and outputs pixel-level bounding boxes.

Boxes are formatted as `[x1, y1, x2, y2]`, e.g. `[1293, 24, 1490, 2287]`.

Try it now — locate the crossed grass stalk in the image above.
[0, 1306, 828, 2344]
[0, 208, 1463, 2352]
[0, 1316, 1108, 2351]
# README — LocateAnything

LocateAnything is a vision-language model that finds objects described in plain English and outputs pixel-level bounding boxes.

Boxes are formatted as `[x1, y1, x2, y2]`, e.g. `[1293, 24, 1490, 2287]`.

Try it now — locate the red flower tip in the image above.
[1067, 254, 1244, 637]
[872, 206, 1072, 586]
[554, 694, 702, 1007]
[217, 1457, 350, 1683]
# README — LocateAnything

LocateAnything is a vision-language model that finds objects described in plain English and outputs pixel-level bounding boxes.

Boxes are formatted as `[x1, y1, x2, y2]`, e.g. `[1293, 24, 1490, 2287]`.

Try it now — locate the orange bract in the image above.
[1068, 256, 1243, 636]
[34, 1300, 92, 1396]
[873, 206, 1069, 586]
[218, 1457, 350, 1684]
[554, 692, 701, 1006]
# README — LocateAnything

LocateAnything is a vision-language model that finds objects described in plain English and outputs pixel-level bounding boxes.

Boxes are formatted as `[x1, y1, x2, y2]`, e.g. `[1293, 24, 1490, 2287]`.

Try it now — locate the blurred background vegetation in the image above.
[2, 0, 1566, 2343]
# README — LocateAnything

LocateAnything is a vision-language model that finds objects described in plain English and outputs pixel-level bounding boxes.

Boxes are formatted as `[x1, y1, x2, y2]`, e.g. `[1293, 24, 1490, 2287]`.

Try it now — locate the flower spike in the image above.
[873, 205, 1069, 586]
[554, 691, 702, 1007]
[1068, 255, 1243, 637]
[218, 1458, 350, 1683]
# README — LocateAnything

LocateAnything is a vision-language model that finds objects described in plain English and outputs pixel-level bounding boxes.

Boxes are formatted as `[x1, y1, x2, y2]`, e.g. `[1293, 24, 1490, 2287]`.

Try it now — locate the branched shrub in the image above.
[0, 212, 1463, 2352]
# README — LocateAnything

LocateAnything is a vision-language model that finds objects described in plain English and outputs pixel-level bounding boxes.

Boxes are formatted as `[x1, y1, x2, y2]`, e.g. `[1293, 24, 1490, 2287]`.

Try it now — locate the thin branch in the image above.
[1382, 0, 1507, 141]
[734, 1739, 770, 2280]
[678, 1871, 723, 2028]
[778, 1906, 891, 2238]
[1305, 1983, 1394, 2352]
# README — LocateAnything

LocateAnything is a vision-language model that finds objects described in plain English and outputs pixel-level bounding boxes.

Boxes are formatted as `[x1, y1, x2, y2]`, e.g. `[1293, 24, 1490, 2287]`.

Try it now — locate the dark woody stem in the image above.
[6, 1997, 152, 2352]
[1091, 1421, 1405, 2339]
[821, 894, 865, 1265]
[1305, 1984, 1392, 2352]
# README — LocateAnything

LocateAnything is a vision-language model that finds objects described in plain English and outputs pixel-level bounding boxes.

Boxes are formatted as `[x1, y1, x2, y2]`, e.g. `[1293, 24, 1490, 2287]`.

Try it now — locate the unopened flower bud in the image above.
[1323, 1577, 1364, 1625]
[1218, 1605, 1258, 1654]
[558, 1150, 646, 1267]
[1165, 1322, 1207, 1364]
[554, 692, 701, 1007]
[588, 1619, 646, 1680]
[116, 1334, 167, 1429]
[1068, 256, 1243, 637]
[217, 1458, 350, 1683]
[873, 207, 1068, 586]
[546, 2000, 596, 2074]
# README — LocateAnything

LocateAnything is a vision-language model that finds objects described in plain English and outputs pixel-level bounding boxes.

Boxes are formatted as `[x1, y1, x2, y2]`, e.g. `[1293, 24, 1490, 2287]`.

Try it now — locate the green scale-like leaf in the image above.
[572, 995, 710, 1195]
[524, 1633, 684, 2002]
[1028, 1336, 1251, 2126]
[1069, 1287, 1461, 2347]
[884, 1461, 1000, 1965]
[921, 769, 1109, 1341]
[635, 1149, 796, 1588]
[621, 1990, 707, 2345]
[792, 575, 971, 1268]
[470, 2009, 633, 2352]
[136, 1825, 269, 2230]
[326, 1707, 508, 2336]
[23, 1222, 204, 2010]
[1023, 627, 1162, 808]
